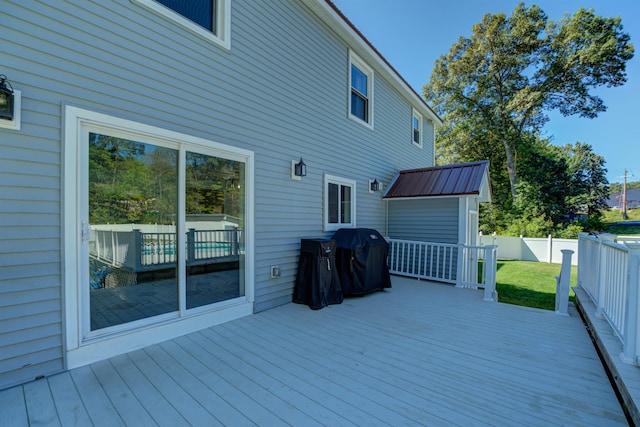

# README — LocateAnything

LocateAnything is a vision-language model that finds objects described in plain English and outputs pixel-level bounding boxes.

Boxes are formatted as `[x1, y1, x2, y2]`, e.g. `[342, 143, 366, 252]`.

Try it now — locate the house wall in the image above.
[387, 198, 459, 244]
[0, 0, 436, 389]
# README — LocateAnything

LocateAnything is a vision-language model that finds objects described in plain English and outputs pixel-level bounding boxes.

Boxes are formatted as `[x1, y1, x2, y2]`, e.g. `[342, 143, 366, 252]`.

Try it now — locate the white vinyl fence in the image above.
[479, 233, 579, 265]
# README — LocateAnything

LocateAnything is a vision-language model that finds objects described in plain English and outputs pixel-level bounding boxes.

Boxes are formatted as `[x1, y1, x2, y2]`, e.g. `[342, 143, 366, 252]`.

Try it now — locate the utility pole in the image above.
[623, 169, 628, 220]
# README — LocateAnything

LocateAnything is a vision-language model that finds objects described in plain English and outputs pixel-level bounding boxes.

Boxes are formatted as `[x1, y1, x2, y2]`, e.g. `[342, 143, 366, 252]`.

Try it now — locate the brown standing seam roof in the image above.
[383, 161, 490, 199]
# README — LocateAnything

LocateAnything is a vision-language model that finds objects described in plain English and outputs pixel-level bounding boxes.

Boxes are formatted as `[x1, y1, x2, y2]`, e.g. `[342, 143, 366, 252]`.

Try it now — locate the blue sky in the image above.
[331, 0, 640, 184]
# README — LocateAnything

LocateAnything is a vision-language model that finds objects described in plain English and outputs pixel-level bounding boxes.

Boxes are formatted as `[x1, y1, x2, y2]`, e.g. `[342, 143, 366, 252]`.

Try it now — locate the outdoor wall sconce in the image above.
[291, 157, 307, 180]
[0, 75, 15, 121]
[369, 178, 380, 193]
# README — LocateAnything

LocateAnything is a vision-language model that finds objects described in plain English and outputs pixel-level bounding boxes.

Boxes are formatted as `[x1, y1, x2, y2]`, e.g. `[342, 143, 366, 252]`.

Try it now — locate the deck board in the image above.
[0, 276, 628, 426]
[69, 365, 125, 427]
[23, 380, 60, 426]
[125, 349, 223, 426]
[47, 372, 92, 427]
[107, 354, 190, 427]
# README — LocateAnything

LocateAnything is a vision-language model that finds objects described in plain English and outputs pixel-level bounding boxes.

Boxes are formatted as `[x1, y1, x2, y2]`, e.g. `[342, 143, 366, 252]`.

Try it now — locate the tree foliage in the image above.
[89, 134, 243, 225]
[424, 3, 633, 211]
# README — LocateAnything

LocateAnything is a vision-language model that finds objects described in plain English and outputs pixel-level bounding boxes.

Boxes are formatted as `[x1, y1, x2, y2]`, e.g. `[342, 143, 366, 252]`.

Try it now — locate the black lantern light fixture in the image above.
[0, 75, 15, 121]
[294, 157, 307, 177]
[370, 178, 380, 192]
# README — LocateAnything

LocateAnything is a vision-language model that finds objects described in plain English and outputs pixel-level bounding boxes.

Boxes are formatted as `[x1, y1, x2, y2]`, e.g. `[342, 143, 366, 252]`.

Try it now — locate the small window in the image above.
[348, 51, 374, 129]
[412, 108, 423, 147]
[324, 174, 356, 231]
[156, 0, 217, 32]
[133, 0, 231, 50]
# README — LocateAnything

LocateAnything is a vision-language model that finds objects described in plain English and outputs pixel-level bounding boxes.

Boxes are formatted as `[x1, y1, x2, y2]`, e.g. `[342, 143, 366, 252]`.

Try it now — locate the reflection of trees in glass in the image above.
[186, 152, 243, 219]
[89, 133, 177, 224]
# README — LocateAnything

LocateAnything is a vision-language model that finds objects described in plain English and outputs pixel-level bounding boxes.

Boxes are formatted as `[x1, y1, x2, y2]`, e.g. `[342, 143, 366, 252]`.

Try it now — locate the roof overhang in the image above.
[383, 161, 492, 202]
[300, 0, 443, 127]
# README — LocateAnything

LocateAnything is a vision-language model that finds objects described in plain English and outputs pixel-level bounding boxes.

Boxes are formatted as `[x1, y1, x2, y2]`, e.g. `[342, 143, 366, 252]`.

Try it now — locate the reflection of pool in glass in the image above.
[142, 242, 240, 255]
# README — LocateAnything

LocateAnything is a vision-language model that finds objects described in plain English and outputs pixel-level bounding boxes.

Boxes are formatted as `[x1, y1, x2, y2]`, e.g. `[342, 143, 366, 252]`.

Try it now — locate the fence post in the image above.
[555, 249, 573, 316]
[483, 245, 498, 302]
[548, 234, 553, 263]
[621, 244, 640, 365]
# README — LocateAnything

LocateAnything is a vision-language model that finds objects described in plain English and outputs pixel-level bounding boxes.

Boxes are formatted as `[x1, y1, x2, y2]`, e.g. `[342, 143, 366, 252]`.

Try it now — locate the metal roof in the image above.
[383, 161, 491, 201]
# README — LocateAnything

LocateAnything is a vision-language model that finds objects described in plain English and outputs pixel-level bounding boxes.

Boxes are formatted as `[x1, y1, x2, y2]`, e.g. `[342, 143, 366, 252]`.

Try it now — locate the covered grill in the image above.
[293, 239, 343, 309]
[332, 228, 391, 295]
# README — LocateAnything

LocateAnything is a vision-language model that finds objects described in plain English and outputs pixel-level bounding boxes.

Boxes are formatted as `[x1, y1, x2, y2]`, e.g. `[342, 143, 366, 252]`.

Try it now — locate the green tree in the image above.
[424, 3, 633, 209]
[560, 142, 609, 217]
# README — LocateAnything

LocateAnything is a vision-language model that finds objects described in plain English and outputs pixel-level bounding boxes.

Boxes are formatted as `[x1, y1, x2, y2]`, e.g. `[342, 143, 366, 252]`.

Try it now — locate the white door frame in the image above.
[62, 106, 255, 369]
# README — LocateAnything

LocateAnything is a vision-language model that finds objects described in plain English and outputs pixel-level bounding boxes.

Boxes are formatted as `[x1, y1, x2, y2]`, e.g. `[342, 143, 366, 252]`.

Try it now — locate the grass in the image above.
[602, 208, 640, 235]
[601, 207, 640, 223]
[494, 259, 577, 311]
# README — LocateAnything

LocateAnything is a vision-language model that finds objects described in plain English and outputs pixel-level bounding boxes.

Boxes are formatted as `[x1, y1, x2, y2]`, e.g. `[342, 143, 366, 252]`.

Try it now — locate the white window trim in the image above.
[412, 108, 423, 148]
[63, 105, 254, 368]
[348, 50, 374, 130]
[132, 0, 231, 50]
[324, 174, 356, 232]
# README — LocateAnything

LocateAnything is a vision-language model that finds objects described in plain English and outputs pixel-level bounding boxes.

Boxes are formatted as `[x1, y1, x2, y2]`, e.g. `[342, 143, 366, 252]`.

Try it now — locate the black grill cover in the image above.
[294, 239, 343, 309]
[332, 228, 392, 295]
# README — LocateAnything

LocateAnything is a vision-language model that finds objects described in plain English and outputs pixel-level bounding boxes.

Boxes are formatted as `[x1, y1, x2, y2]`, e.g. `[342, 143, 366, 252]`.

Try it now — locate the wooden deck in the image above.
[0, 276, 628, 426]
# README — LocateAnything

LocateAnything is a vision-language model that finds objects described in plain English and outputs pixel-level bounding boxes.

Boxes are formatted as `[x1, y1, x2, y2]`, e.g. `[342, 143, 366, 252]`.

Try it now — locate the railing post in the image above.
[621, 244, 640, 365]
[133, 229, 142, 270]
[187, 228, 196, 264]
[455, 245, 464, 288]
[555, 249, 574, 316]
[596, 234, 616, 318]
[483, 245, 498, 302]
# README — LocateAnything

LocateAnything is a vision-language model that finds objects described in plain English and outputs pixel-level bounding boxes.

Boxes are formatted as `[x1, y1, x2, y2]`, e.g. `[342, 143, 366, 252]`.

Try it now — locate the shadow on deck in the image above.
[0, 276, 628, 426]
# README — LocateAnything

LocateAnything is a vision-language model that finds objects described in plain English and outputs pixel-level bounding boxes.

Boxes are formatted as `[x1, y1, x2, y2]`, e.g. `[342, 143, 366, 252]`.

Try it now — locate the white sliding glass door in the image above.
[64, 107, 253, 366]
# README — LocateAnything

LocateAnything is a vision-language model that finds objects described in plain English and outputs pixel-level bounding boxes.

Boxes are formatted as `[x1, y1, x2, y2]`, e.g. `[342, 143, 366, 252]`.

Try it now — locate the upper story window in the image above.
[133, 0, 231, 50]
[348, 51, 374, 129]
[412, 108, 423, 147]
[324, 174, 356, 232]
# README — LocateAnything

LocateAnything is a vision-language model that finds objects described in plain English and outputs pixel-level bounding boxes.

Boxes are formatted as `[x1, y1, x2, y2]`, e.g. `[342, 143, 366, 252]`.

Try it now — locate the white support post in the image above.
[483, 245, 498, 302]
[621, 244, 640, 364]
[547, 234, 553, 263]
[555, 249, 574, 316]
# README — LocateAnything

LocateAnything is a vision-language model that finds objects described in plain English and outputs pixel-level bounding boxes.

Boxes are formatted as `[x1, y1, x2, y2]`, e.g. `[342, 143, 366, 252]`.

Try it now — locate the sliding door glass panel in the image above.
[88, 133, 178, 330]
[185, 151, 245, 309]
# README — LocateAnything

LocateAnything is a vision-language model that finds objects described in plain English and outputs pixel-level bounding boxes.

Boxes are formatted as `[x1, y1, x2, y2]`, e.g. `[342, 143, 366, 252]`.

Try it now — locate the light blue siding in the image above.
[0, 0, 437, 388]
[387, 199, 459, 244]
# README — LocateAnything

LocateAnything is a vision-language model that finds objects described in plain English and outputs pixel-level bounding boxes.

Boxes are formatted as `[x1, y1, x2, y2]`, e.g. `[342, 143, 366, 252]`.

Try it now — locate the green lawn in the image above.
[602, 208, 640, 235]
[494, 259, 577, 311]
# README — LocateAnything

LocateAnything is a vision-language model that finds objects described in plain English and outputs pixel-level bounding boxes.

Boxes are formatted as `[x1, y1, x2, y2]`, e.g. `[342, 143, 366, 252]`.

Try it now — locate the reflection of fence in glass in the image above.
[91, 228, 242, 271]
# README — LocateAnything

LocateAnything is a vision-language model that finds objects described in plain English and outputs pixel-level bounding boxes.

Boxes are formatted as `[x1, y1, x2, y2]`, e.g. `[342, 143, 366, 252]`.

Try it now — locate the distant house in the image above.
[0, 0, 489, 389]
[607, 188, 640, 209]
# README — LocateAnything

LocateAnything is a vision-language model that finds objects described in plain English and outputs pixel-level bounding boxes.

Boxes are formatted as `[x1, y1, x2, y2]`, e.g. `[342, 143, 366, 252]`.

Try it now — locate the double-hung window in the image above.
[412, 108, 423, 147]
[134, 0, 231, 50]
[325, 175, 356, 231]
[348, 51, 374, 128]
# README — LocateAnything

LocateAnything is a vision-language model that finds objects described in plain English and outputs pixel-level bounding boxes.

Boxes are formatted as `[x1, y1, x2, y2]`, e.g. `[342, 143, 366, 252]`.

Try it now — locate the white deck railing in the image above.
[387, 238, 498, 302]
[577, 232, 640, 365]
